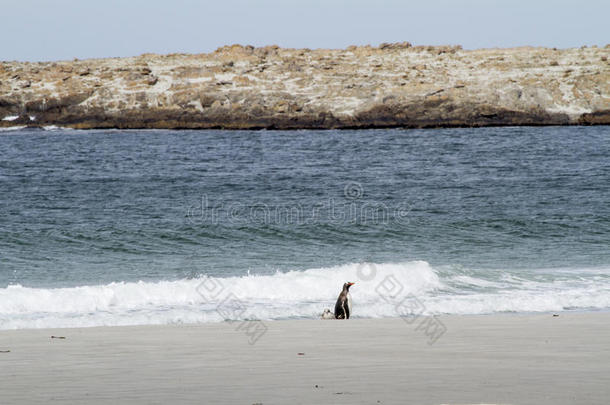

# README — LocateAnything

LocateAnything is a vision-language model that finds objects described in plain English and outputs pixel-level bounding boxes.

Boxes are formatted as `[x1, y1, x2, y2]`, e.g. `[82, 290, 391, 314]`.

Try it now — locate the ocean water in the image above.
[1, 126, 609, 329]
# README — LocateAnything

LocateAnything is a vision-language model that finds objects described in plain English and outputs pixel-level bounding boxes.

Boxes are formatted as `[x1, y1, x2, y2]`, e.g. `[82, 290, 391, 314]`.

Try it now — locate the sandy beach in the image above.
[1, 312, 608, 404]
[2, 2, 609, 405]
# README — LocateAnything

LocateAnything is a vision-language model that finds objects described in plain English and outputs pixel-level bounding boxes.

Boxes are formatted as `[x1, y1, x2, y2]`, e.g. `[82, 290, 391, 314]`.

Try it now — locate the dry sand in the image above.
[1, 312, 609, 404]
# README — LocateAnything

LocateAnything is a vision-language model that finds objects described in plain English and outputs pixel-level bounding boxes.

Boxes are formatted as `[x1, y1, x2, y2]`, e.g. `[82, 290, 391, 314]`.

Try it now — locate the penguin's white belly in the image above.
[347, 292, 352, 316]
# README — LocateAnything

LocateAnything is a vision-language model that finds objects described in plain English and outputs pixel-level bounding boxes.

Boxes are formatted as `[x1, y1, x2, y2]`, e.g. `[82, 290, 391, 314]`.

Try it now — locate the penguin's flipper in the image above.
[334, 297, 345, 319]
[344, 302, 350, 319]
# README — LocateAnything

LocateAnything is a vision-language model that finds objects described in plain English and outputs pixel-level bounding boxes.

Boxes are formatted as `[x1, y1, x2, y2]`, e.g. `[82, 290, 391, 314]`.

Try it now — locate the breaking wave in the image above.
[2, 261, 610, 329]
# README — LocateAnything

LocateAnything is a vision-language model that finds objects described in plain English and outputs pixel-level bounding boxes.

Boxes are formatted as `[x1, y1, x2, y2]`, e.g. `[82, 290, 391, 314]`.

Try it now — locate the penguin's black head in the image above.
[344, 282, 355, 291]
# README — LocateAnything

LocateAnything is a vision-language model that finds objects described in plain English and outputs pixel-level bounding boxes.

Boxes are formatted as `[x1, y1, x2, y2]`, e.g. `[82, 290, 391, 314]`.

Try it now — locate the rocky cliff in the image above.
[1, 43, 608, 129]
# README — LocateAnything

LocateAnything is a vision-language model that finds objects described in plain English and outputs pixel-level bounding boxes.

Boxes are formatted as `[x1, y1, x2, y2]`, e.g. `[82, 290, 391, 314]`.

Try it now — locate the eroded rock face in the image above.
[0, 44, 608, 129]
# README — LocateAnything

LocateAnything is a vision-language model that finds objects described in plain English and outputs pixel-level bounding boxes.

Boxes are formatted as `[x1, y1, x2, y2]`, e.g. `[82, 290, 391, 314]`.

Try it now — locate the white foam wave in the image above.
[2, 261, 610, 329]
[0, 125, 26, 132]
[42, 125, 74, 131]
[0, 125, 75, 133]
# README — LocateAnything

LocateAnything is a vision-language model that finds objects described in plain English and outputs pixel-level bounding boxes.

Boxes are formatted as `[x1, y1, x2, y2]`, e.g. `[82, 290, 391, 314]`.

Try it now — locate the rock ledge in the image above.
[1, 44, 608, 129]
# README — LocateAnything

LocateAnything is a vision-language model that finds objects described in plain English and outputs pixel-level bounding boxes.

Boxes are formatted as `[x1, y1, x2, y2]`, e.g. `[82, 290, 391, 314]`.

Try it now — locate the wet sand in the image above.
[1, 312, 609, 404]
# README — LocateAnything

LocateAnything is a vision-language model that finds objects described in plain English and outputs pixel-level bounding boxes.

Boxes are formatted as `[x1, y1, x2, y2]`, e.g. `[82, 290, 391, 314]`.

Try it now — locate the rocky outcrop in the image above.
[1, 43, 608, 129]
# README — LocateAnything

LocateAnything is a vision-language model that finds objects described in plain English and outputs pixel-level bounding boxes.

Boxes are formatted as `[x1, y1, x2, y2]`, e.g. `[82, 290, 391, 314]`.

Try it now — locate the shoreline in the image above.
[2, 312, 609, 404]
[1, 308, 607, 331]
[1, 122, 609, 133]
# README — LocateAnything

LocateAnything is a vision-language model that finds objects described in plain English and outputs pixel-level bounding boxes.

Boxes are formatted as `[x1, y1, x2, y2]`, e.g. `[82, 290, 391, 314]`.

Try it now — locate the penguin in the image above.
[334, 282, 355, 319]
[320, 308, 334, 319]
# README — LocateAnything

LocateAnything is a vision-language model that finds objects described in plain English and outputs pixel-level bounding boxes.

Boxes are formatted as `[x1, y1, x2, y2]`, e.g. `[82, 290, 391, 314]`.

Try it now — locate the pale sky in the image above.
[2, 0, 608, 61]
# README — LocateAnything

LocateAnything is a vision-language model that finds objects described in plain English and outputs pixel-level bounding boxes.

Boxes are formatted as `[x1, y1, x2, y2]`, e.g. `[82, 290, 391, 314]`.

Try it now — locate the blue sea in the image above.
[1, 126, 609, 329]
